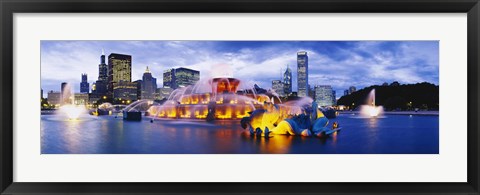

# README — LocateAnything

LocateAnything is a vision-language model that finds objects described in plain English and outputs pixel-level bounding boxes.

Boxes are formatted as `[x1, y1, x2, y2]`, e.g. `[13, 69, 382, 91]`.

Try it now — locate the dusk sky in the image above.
[41, 41, 439, 97]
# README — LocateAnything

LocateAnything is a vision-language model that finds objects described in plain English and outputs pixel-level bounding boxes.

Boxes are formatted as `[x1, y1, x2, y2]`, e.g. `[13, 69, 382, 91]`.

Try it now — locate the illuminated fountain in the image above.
[147, 77, 300, 121]
[359, 89, 384, 118]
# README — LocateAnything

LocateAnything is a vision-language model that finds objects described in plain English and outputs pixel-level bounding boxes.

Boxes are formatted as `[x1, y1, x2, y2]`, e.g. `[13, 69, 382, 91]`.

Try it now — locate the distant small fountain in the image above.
[59, 105, 85, 120]
[56, 83, 88, 120]
[359, 89, 384, 118]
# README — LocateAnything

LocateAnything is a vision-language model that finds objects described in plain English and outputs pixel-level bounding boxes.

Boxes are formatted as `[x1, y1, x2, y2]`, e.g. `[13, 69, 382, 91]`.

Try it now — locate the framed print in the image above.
[1, 0, 479, 194]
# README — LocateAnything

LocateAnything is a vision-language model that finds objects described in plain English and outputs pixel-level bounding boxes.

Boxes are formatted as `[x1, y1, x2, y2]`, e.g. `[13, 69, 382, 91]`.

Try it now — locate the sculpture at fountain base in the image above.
[241, 101, 337, 137]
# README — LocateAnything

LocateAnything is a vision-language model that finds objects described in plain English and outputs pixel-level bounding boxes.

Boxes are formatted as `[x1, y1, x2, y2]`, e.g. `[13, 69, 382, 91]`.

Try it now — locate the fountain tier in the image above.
[148, 77, 301, 120]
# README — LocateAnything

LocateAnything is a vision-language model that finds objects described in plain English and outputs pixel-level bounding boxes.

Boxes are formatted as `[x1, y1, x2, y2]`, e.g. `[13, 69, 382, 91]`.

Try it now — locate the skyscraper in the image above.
[94, 50, 108, 96]
[113, 80, 137, 101]
[141, 66, 157, 100]
[314, 85, 334, 107]
[283, 65, 292, 95]
[108, 53, 132, 97]
[80, 73, 89, 93]
[99, 49, 108, 81]
[163, 67, 200, 89]
[297, 51, 309, 97]
[272, 80, 285, 97]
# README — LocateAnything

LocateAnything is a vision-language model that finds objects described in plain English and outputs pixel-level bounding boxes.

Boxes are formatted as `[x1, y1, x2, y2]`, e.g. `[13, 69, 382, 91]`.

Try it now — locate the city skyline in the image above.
[41, 41, 439, 97]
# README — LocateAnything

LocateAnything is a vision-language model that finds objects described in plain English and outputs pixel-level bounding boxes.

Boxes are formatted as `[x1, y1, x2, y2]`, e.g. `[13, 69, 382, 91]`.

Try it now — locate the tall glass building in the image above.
[314, 85, 334, 107]
[163, 67, 200, 89]
[113, 80, 138, 101]
[175, 67, 200, 88]
[163, 69, 175, 89]
[297, 51, 309, 97]
[108, 53, 132, 97]
[283, 65, 292, 95]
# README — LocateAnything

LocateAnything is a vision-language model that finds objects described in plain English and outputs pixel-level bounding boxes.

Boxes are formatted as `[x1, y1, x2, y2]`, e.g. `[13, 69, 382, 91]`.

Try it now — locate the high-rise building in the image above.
[283, 65, 292, 95]
[108, 53, 132, 97]
[163, 67, 200, 89]
[157, 87, 174, 100]
[113, 80, 137, 101]
[80, 73, 89, 93]
[344, 89, 349, 96]
[175, 67, 200, 88]
[314, 85, 334, 107]
[94, 80, 107, 96]
[163, 68, 175, 89]
[271, 80, 285, 97]
[94, 50, 108, 96]
[297, 51, 309, 97]
[99, 49, 108, 81]
[141, 66, 157, 100]
[349, 86, 356, 94]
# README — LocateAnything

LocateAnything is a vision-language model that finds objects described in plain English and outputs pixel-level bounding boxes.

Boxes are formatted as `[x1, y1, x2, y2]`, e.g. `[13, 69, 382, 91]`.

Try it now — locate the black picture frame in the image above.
[1, 0, 479, 194]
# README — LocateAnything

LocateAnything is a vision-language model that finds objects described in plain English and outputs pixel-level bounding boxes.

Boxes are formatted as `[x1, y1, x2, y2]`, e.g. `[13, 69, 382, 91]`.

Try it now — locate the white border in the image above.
[14, 13, 467, 182]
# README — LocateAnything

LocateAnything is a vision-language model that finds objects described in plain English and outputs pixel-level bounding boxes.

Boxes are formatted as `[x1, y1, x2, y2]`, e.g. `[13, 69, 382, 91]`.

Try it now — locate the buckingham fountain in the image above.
[142, 75, 340, 137]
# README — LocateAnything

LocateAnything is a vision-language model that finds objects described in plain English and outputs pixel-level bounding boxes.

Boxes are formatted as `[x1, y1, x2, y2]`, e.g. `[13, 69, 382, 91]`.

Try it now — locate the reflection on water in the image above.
[41, 114, 439, 154]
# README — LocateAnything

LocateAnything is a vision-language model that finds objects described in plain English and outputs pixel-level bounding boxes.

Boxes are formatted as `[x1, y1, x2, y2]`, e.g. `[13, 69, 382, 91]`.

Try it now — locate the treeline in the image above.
[337, 82, 439, 111]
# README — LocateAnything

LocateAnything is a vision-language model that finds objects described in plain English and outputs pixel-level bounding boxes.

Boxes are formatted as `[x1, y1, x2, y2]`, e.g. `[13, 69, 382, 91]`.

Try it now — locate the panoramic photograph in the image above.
[40, 41, 439, 154]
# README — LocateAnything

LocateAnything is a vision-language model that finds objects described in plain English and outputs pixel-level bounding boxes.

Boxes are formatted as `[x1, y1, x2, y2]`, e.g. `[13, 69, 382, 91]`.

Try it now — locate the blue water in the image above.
[41, 114, 439, 154]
